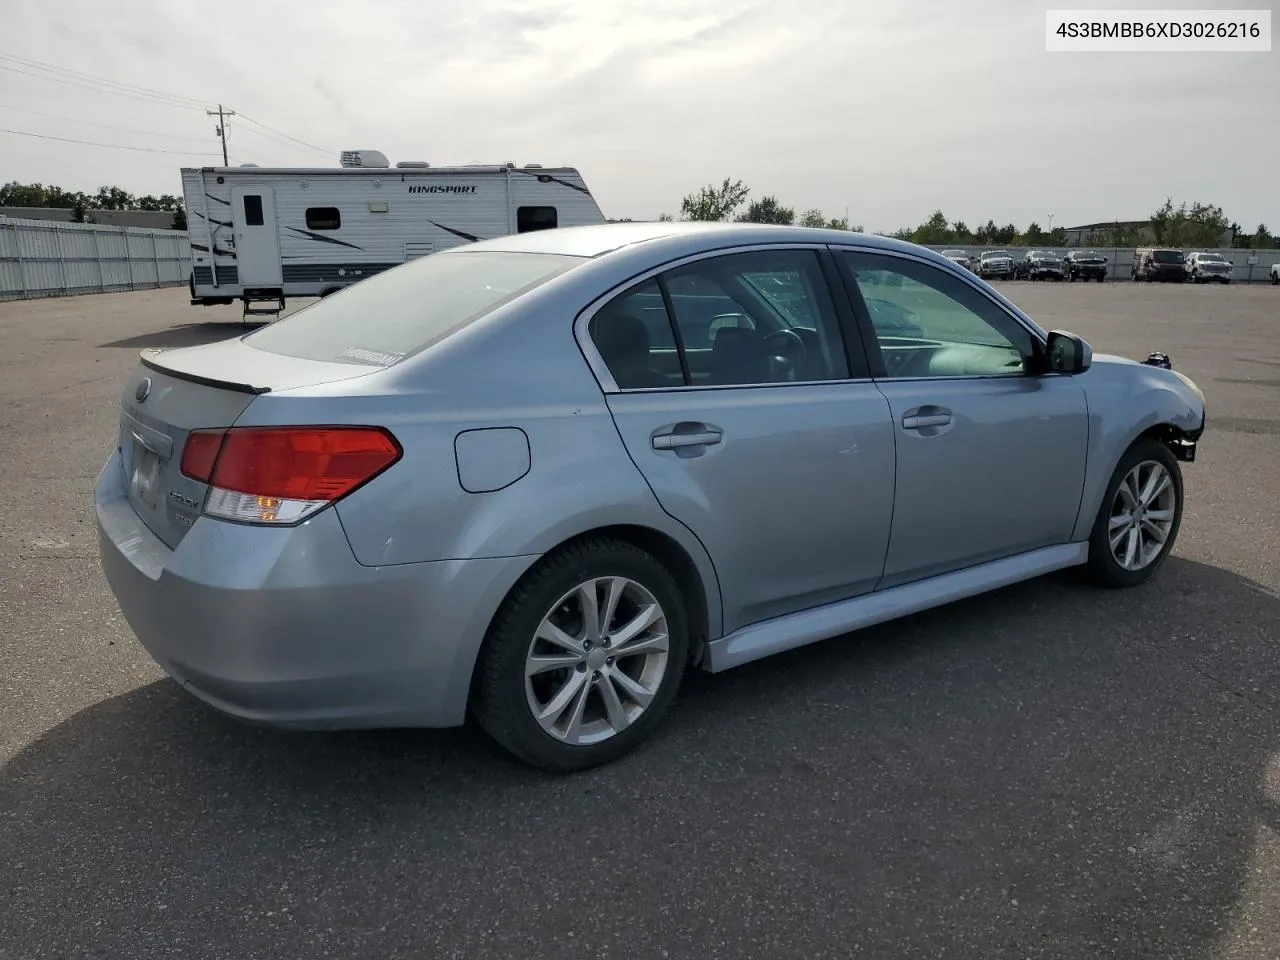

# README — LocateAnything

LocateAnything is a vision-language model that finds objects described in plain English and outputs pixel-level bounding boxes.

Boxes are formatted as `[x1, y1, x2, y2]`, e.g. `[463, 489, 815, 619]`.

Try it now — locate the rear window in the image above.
[1153, 250, 1183, 263]
[243, 251, 583, 365]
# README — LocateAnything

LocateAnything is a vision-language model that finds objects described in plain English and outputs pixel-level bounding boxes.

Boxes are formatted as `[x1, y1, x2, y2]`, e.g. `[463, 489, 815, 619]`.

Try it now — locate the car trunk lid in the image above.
[118, 340, 379, 549]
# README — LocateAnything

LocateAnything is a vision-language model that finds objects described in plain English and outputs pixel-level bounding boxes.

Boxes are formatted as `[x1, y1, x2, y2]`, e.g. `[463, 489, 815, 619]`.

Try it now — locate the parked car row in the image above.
[1130, 248, 1238, 283]
[942, 246, 1274, 285]
[971, 249, 1105, 282]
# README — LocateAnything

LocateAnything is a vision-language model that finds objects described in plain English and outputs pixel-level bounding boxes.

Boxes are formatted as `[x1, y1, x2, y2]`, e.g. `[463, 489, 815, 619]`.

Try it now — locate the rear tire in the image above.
[472, 538, 690, 772]
[1085, 439, 1184, 589]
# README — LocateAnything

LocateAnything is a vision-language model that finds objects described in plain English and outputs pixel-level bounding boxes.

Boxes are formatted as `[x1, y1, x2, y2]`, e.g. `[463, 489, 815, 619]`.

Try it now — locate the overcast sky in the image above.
[1, 0, 1276, 232]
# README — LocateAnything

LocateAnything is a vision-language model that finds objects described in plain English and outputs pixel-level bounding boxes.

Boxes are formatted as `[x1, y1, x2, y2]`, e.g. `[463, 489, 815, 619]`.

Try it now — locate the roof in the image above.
[446, 220, 936, 260]
[1063, 220, 1150, 231]
[0, 206, 178, 229]
[181, 164, 580, 177]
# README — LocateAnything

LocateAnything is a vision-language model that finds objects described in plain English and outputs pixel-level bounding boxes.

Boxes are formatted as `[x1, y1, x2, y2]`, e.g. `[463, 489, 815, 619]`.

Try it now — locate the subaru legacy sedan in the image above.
[96, 222, 1206, 771]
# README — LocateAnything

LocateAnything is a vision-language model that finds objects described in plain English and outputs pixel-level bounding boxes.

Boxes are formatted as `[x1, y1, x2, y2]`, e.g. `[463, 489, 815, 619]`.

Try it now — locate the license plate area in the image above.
[130, 437, 164, 510]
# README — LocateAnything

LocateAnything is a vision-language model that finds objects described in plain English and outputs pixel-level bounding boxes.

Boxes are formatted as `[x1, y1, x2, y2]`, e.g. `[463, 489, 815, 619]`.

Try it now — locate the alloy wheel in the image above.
[524, 577, 670, 746]
[1108, 460, 1177, 571]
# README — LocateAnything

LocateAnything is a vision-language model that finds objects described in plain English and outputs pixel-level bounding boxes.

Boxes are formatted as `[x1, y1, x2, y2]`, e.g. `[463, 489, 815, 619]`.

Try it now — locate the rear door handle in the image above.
[902, 413, 951, 429]
[652, 426, 723, 450]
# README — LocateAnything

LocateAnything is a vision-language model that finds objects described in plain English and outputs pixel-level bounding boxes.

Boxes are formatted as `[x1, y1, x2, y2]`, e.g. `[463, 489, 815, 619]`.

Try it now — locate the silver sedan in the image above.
[95, 221, 1207, 770]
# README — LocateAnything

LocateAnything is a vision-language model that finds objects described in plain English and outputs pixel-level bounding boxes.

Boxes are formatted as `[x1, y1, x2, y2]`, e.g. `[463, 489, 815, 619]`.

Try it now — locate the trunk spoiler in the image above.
[139, 350, 271, 395]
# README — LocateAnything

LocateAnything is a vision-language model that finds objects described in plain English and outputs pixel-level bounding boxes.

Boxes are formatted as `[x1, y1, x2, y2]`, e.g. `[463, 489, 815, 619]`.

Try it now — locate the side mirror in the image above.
[1044, 330, 1092, 374]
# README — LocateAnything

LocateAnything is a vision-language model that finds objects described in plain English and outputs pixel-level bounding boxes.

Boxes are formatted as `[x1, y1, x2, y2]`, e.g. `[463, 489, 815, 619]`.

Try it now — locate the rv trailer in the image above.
[181, 150, 607, 316]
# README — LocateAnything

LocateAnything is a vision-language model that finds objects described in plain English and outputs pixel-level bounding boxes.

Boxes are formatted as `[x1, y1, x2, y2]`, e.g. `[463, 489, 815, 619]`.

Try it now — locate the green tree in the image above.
[911, 210, 952, 244]
[799, 208, 826, 228]
[952, 221, 971, 242]
[657, 212, 674, 222]
[1253, 223, 1273, 248]
[737, 195, 794, 225]
[93, 185, 136, 211]
[680, 178, 749, 221]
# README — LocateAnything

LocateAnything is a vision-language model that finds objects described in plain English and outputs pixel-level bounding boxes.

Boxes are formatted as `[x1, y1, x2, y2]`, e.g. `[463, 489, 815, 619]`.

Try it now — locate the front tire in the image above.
[472, 538, 690, 772]
[1085, 439, 1184, 589]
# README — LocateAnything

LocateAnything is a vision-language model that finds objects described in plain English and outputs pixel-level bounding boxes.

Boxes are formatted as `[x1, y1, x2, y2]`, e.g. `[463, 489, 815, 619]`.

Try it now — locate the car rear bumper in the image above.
[94, 450, 538, 730]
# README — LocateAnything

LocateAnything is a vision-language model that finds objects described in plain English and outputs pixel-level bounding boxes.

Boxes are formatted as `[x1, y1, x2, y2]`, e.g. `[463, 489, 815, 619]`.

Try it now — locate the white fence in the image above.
[922, 244, 1280, 283]
[0, 215, 192, 301]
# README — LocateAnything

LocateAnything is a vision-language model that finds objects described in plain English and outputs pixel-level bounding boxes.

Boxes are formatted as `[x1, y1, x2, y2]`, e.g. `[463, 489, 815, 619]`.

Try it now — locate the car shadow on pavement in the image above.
[2, 557, 1279, 959]
[98, 323, 266, 350]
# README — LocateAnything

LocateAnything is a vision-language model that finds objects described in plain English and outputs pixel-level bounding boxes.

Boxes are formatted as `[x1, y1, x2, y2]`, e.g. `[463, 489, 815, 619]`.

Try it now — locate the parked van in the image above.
[1131, 248, 1185, 282]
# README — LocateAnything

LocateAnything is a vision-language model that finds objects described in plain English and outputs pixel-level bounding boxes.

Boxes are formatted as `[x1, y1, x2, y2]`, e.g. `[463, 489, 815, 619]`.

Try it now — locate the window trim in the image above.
[574, 243, 872, 394]
[305, 206, 342, 231]
[517, 205, 558, 233]
[242, 194, 265, 227]
[827, 244, 1052, 382]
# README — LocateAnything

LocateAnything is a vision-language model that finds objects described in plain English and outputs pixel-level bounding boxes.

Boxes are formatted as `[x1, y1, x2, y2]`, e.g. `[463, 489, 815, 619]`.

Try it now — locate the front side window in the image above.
[842, 251, 1036, 379]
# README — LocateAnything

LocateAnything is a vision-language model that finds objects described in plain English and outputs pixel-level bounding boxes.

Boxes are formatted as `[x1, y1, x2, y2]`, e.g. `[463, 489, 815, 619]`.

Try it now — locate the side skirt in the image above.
[704, 542, 1090, 672]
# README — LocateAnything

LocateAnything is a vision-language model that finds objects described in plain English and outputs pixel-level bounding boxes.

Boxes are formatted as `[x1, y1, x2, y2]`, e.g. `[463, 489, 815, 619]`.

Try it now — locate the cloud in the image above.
[0, 0, 1276, 231]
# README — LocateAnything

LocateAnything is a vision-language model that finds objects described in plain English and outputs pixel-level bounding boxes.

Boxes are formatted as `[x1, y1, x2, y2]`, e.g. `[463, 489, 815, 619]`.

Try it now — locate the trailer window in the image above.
[243, 251, 584, 365]
[517, 206, 557, 233]
[243, 195, 264, 227]
[306, 207, 341, 230]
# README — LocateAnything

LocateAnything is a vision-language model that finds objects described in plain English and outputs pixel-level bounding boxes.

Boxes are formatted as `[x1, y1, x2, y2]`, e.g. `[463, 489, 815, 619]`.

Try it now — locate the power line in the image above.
[0, 51, 336, 162]
[236, 112, 333, 157]
[0, 127, 222, 156]
[0, 52, 209, 108]
[0, 64, 205, 111]
[0, 102, 216, 145]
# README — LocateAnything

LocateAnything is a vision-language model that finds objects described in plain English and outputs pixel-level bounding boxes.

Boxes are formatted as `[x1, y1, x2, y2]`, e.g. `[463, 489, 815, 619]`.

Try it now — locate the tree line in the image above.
[660, 179, 1275, 250]
[651, 178, 862, 232]
[0, 181, 187, 230]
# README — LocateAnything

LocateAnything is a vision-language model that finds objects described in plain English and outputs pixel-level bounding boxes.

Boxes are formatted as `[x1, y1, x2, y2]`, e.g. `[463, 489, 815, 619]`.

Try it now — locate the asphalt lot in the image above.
[2, 281, 1279, 959]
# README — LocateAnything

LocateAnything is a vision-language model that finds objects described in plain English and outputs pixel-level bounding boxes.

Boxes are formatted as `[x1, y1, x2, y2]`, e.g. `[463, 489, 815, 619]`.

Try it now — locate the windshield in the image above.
[941, 250, 967, 257]
[1199, 253, 1229, 262]
[983, 251, 1010, 259]
[1152, 250, 1183, 263]
[244, 251, 584, 365]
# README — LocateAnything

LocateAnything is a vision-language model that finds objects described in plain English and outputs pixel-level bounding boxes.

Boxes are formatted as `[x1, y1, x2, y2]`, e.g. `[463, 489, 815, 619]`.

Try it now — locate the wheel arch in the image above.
[458, 520, 722, 717]
[1072, 414, 1200, 541]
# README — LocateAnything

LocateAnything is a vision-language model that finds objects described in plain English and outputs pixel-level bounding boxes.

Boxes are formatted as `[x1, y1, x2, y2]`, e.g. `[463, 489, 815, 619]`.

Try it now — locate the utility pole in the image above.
[207, 104, 235, 165]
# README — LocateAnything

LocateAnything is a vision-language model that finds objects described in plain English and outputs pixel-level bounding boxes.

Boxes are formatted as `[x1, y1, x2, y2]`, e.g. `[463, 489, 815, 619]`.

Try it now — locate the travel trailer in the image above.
[181, 150, 607, 315]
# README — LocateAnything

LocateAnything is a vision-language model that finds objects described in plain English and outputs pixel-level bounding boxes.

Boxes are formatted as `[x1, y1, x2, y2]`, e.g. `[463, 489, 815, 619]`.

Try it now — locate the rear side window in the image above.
[306, 207, 341, 230]
[518, 206, 557, 232]
[242, 195, 264, 226]
[245, 251, 583, 365]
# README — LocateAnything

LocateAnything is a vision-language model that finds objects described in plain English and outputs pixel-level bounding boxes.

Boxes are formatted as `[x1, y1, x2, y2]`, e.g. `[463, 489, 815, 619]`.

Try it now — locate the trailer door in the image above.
[231, 186, 283, 286]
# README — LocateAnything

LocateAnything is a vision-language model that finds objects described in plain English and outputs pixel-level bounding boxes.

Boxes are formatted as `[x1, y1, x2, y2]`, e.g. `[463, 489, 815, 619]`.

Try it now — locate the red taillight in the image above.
[180, 429, 226, 483]
[211, 427, 401, 501]
[178, 426, 401, 524]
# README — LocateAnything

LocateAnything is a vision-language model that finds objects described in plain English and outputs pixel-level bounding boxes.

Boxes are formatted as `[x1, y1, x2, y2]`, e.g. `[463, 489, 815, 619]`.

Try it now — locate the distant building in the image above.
[1063, 219, 1235, 249]
[0, 206, 180, 230]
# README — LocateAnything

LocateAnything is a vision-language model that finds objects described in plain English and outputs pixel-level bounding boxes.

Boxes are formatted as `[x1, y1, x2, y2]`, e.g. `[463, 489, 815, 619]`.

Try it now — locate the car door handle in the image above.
[902, 413, 951, 429]
[652, 427, 723, 450]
